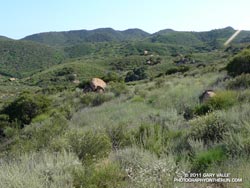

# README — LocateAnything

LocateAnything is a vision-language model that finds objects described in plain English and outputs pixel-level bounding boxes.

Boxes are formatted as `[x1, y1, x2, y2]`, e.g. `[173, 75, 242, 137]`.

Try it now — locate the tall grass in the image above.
[0, 151, 81, 188]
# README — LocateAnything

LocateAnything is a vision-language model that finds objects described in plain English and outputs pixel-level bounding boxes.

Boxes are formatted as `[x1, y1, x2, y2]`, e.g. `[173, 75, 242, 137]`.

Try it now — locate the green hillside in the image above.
[0, 40, 65, 78]
[22, 28, 150, 46]
[1, 27, 250, 188]
[22, 27, 250, 48]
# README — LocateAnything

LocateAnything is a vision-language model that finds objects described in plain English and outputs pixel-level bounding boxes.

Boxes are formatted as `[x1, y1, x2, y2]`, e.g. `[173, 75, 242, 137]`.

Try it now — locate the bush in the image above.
[0, 151, 81, 188]
[165, 66, 189, 75]
[108, 82, 129, 96]
[106, 124, 132, 150]
[80, 93, 114, 107]
[194, 90, 238, 115]
[131, 124, 178, 156]
[67, 130, 112, 163]
[56, 67, 74, 76]
[125, 67, 147, 82]
[1, 92, 51, 126]
[191, 146, 226, 172]
[227, 73, 250, 89]
[208, 91, 238, 110]
[226, 49, 250, 76]
[112, 147, 176, 187]
[11, 113, 68, 153]
[189, 113, 228, 145]
[72, 160, 126, 188]
[102, 72, 123, 83]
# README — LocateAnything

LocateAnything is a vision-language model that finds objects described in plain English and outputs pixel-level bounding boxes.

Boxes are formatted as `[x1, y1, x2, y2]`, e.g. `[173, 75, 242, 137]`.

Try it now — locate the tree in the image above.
[125, 67, 147, 82]
[226, 49, 250, 76]
[1, 92, 51, 126]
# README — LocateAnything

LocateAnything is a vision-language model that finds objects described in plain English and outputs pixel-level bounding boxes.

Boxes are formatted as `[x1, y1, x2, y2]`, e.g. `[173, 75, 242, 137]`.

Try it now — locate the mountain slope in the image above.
[22, 27, 250, 50]
[147, 27, 250, 49]
[0, 40, 64, 78]
[22, 28, 150, 46]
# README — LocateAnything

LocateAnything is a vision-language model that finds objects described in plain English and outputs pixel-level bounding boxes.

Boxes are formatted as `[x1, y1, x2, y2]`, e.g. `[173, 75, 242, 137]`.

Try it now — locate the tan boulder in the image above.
[199, 90, 216, 103]
[90, 78, 107, 93]
[9, 78, 16, 81]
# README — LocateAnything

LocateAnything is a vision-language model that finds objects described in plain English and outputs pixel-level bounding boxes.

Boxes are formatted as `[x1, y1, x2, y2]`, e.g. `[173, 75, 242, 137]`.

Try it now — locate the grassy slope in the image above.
[2, 61, 250, 187]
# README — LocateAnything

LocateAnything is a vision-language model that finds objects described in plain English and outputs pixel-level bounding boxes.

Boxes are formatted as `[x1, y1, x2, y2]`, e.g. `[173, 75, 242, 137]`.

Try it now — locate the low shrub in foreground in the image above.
[0, 151, 81, 188]
[66, 130, 112, 163]
[112, 147, 176, 187]
[191, 146, 227, 173]
[73, 160, 126, 188]
[189, 113, 228, 145]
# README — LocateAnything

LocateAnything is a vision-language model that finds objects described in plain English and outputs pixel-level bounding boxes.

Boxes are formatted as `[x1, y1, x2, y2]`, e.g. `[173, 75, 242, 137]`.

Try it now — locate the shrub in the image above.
[165, 66, 189, 75]
[89, 161, 126, 188]
[80, 93, 114, 107]
[189, 113, 228, 145]
[11, 113, 68, 153]
[112, 147, 176, 187]
[227, 73, 250, 89]
[92, 93, 114, 106]
[191, 146, 226, 173]
[72, 160, 126, 188]
[108, 82, 129, 97]
[102, 72, 123, 83]
[56, 67, 74, 76]
[125, 67, 147, 82]
[194, 90, 238, 115]
[0, 151, 81, 188]
[1, 92, 51, 126]
[67, 130, 112, 163]
[131, 124, 181, 156]
[208, 91, 237, 110]
[226, 49, 250, 76]
[106, 124, 132, 150]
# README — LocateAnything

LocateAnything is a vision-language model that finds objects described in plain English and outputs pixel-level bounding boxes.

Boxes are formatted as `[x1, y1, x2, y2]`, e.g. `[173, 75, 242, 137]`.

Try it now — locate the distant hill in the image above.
[22, 28, 150, 46]
[0, 40, 64, 78]
[0, 36, 12, 41]
[147, 27, 250, 49]
[21, 27, 250, 50]
[1, 27, 250, 79]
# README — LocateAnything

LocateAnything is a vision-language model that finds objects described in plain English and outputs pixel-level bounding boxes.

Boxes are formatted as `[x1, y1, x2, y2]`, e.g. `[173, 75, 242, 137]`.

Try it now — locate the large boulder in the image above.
[90, 78, 107, 93]
[199, 90, 216, 103]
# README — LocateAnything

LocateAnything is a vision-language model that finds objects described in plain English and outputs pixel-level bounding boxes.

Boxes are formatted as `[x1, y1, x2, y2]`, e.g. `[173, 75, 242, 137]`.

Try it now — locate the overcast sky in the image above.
[1, 0, 249, 39]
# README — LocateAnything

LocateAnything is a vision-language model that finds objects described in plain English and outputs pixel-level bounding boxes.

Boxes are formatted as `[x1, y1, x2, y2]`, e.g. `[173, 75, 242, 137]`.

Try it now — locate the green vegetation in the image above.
[0, 40, 64, 78]
[1, 92, 51, 127]
[1, 27, 250, 188]
[226, 49, 250, 76]
[125, 66, 147, 82]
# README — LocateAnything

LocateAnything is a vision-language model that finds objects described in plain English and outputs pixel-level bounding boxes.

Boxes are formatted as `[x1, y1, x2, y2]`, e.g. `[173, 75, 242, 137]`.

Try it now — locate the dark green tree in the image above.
[1, 92, 51, 126]
[226, 49, 250, 76]
[125, 67, 147, 82]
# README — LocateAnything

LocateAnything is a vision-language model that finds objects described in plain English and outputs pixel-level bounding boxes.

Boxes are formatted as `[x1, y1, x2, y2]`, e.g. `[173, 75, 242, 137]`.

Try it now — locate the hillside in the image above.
[0, 40, 65, 78]
[22, 28, 150, 46]
[0, 36, 12, 41]
[1, 26, 250, 188]
[21, 27, 250, 48]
